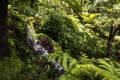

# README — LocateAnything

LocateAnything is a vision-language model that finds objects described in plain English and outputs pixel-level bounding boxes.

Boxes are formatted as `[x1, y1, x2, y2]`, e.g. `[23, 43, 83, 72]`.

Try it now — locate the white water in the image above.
[27, 24, 48, 56]
[27, 24, 63, 73]
[32, 39, 48, 56]
[52, 61, 63, 73]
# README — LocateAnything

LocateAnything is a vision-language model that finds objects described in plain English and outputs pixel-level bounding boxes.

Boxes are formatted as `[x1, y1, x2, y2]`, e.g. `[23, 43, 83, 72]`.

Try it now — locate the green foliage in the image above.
[47, 51, 120, 80]
[81, 13, 98, 23]
[70, 59, 120, 80]
[4, 0, 120, 80]
[57, 73, 79, 80]
[62, 0, 83, 21]
[46, 51, 77, 72]
[0, 56, 23, 80]
[39, 11, 82, 58]
[78, 53, 95, 64]
[37, 33, 62, 52]
[96, 58, 120, 78]
[37, 9, 108, 58]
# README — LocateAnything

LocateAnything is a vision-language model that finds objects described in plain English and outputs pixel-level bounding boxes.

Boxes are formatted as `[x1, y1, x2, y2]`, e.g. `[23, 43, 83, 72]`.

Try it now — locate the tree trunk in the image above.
[0, 0, 8, 56]
[107, 26, 114, 57]
[107, 24, 120, 58]
[30, 0, 34, 8]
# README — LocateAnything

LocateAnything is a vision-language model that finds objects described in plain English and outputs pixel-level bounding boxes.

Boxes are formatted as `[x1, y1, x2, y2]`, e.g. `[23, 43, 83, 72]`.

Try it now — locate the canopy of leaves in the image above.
[0, 0, 120, 80]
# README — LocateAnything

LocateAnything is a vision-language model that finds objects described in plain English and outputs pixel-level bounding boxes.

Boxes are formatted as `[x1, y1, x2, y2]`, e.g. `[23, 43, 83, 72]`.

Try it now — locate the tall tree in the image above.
[107, 24, 120, 57]
[0, 0, 8, 56]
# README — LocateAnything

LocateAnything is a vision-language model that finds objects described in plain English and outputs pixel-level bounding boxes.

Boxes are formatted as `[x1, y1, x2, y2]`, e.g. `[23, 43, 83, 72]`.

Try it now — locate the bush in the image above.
[0, 56, 23, 80]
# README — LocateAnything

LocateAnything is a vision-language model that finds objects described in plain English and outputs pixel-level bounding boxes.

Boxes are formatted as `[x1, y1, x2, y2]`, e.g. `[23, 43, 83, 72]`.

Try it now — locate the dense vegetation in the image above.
[0, 0, 120, 80]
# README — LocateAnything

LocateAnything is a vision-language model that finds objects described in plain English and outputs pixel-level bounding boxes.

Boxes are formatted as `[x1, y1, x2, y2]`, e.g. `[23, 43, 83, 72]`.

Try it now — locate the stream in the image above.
[27, 24, 63, 74]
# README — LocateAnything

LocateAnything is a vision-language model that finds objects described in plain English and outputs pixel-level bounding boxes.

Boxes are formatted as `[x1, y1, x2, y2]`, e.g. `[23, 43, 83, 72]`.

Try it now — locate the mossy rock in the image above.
[36, 33, 62, 53]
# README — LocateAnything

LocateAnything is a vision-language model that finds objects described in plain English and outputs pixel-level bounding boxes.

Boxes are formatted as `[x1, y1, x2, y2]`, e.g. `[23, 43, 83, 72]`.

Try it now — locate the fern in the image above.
[46, 51, 120, 79]
[46, 51, 77, 72]
[97, 59, 115, 73]
[96, 58, 120, 78]
[68, 59, 77, 70]
[62, 53, 68, 71]
[57, 73, 79, 80]
[70, 63, 120, 80]
[71, 64, 96, 79]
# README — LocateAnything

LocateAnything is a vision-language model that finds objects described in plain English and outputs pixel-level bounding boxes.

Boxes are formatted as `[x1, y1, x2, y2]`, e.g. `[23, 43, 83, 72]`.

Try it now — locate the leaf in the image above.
[68, 59, 77, 70]
[8, 37, 15, 46]
[62, 53, 68, 71]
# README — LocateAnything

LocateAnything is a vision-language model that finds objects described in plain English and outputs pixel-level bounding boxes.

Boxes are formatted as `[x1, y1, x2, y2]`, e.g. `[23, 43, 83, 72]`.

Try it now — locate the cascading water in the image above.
[27, 24, 63, 74]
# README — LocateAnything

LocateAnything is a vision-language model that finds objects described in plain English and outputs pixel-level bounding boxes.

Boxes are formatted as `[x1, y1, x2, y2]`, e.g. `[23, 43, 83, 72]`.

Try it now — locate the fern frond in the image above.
[96, 58, 120, 78]
[62, 53, 68, 71]
[46, 51, 78, 71]
[70, 64, 120, 80]
[57, 55, 63, 65]
[57, 73, 79, 80]
[68, 59, 77, 70]
[97, 59, 115, 74]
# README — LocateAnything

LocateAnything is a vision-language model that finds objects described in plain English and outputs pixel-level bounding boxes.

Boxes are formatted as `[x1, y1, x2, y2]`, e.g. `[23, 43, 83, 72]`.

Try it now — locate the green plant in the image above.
[0, 56, 23, 80]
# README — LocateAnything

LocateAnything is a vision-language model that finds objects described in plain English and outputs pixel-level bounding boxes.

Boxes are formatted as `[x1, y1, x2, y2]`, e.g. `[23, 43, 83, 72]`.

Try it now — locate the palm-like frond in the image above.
[46, 51, 77, 71]
[57, 73, 79, 80]
[96, 58, 120, 78]
[70, 63, 120, 80]
[97, 59, 115, 74]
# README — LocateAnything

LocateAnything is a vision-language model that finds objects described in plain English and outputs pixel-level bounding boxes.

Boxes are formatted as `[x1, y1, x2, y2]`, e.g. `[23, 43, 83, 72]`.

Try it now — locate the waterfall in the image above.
[27, 24, 48, 56]
[27, 24, 63, 73]
[27, 24, 36, 47]
[52, 61, 63, 74]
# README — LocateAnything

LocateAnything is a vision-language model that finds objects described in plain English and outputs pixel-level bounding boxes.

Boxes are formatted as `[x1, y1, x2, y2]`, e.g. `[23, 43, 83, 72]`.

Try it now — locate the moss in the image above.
[37, 33, 62, 52]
